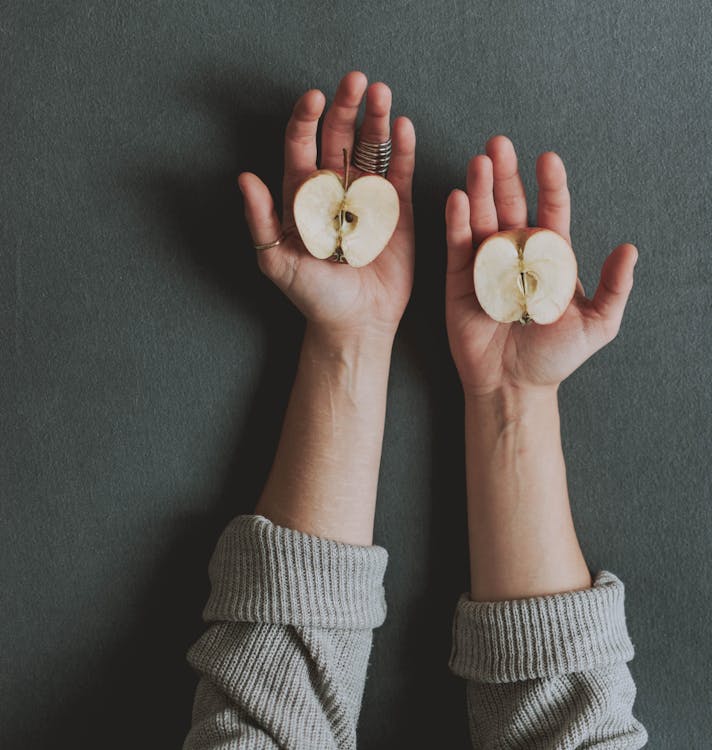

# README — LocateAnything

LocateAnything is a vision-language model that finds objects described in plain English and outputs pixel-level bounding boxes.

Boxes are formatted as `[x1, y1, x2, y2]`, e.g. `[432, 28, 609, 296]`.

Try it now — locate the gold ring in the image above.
[254, 232, 285, 251]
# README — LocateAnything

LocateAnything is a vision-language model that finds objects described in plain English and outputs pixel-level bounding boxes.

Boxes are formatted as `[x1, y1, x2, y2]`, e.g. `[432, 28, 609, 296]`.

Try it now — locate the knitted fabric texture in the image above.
[449, 571, 648, 748]
[184, 515, 647, 749]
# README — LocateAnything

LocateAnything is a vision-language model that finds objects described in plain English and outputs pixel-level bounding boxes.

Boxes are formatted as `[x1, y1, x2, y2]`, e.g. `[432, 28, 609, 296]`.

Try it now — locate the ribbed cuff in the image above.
[449, 571, 635, 683]
[202, 515, 388, 629]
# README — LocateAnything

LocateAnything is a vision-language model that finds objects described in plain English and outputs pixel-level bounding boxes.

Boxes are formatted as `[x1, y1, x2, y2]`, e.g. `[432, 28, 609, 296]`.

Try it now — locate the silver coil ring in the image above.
[352, 135, 392, 177]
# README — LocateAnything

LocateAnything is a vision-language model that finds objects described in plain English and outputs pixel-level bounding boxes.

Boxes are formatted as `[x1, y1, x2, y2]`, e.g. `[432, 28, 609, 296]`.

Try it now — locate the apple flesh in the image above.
[473, 228, 577, 325]
[293, 170, 399, 268]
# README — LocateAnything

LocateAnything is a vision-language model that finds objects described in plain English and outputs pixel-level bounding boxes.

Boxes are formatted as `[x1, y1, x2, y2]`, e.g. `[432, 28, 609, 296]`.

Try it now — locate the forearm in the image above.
[255, 321, 393, 545]
[185, 325, 393, 749]
[464, 384, 591, 601]
[184, 73, 411, 748]
[455, 386, 647, 748]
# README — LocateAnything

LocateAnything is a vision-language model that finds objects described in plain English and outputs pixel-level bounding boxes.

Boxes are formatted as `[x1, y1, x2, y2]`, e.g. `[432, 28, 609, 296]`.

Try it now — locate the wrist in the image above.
[304, 320, 395, 366]
[464, 381, 559, 426]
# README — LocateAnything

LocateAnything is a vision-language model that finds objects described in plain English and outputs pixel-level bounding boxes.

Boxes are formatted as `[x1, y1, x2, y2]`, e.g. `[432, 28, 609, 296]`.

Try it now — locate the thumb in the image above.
[238, 172, 289, 283]
[591, 243, 638, 340]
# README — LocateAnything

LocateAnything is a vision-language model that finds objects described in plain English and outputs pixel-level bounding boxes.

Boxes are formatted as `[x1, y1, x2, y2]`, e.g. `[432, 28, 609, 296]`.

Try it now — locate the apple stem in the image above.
[342, 148, 350, 190]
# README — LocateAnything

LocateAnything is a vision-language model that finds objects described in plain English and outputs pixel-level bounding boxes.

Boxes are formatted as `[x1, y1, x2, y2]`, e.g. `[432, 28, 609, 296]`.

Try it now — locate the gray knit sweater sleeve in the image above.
[182, 514, 387, 750]
[449, 571, 648, 748]
[184, 515, 647, 749]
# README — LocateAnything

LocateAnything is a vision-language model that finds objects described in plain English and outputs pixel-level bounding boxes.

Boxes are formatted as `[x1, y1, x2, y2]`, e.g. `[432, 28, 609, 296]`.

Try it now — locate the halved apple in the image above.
[293, 169, 399, 268]
[473, 228, 578, 325]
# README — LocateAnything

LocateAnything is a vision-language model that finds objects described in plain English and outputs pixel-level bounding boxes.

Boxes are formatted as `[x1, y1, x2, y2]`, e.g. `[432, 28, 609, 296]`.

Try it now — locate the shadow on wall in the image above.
[24, 69, 470, 749]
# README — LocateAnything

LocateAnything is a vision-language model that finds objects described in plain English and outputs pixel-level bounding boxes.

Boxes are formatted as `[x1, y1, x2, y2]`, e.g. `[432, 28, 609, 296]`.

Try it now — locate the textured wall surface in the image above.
[3, 2, 710, 748]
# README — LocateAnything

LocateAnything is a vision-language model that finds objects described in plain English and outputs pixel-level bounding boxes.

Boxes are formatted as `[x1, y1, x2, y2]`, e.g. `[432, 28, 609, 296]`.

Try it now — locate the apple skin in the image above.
[479, 227, 553, 250]
[473, 227, 578, 325]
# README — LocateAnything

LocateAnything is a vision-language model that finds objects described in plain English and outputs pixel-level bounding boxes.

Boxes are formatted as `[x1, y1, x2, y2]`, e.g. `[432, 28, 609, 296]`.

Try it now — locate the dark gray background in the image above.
[2, 1, 710, 748]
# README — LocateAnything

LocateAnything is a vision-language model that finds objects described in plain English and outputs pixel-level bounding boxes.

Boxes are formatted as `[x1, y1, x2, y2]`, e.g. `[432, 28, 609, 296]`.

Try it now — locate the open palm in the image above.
[239, 71, 416, 340]
[445, 136, 638, 396]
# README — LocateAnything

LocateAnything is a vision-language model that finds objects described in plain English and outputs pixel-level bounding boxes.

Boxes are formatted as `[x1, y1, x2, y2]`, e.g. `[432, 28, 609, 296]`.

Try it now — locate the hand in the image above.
[239, 71, 416, 343]
[445, 135, 638, 396]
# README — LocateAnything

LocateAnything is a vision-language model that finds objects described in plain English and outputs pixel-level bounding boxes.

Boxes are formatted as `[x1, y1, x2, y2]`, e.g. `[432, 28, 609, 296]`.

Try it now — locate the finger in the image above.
[238, 172, 289, 283]
[283, 89, 326, 198]
[466, 154, 498, 246]
[358, 81, 391, 145]
[590, 243, 638, 340]
[446, 189, 475, 278]
[536, 151, 571, 242]
[486, 135, 528, 230]
[387, 116, 415, 203]
[320, 71, 368, 169]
